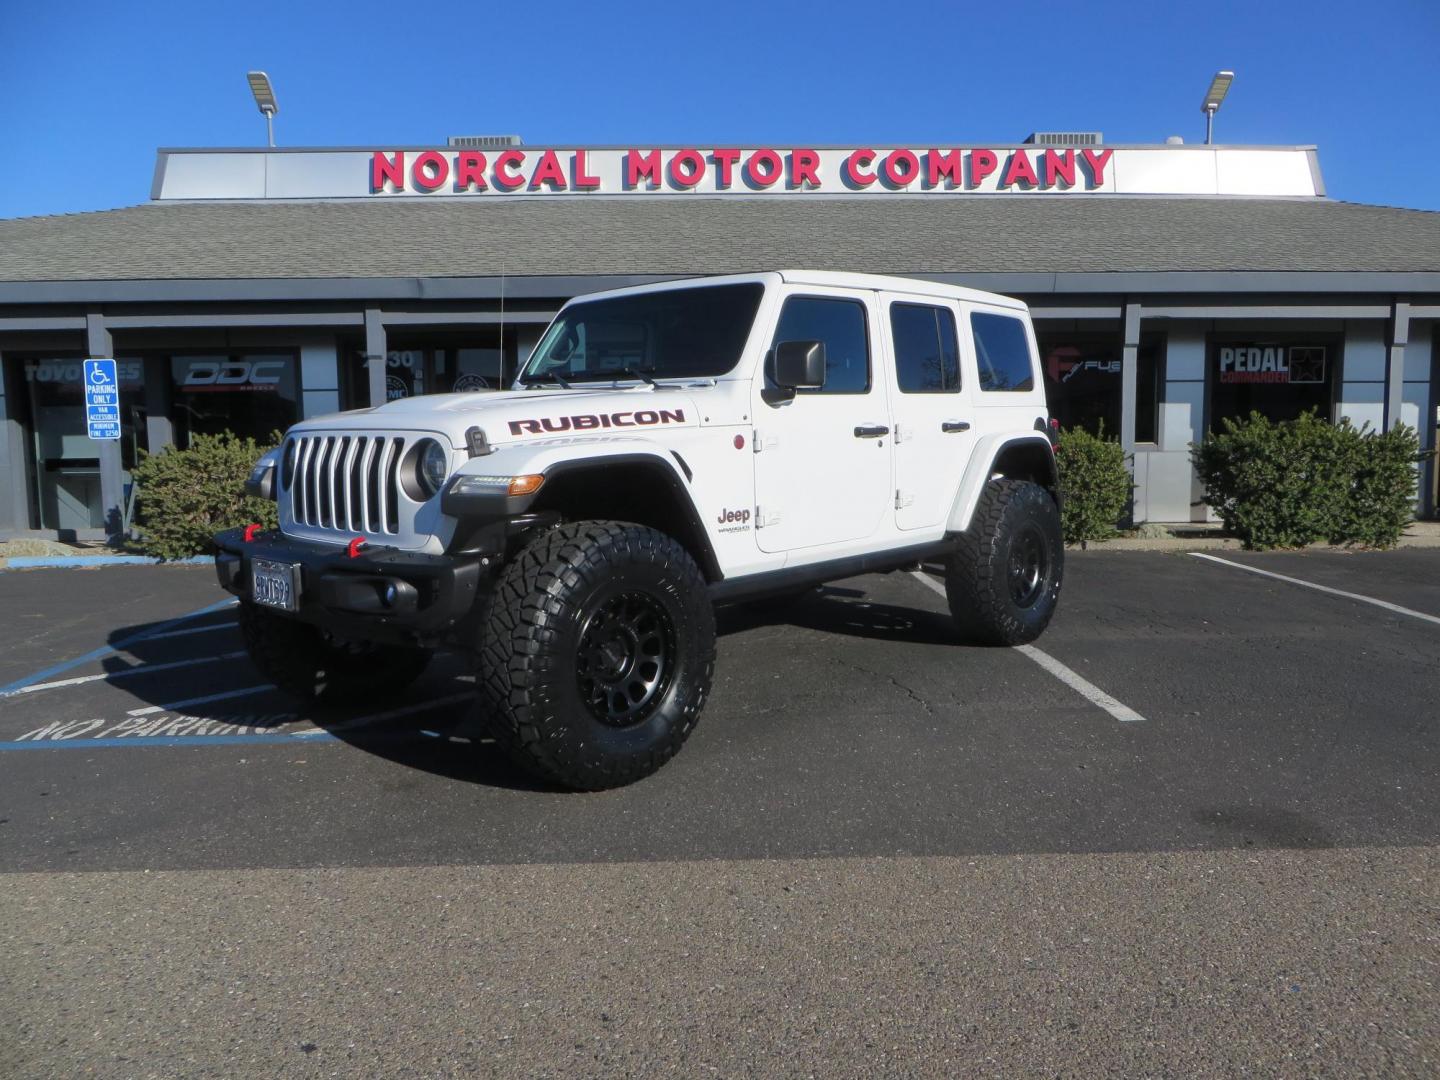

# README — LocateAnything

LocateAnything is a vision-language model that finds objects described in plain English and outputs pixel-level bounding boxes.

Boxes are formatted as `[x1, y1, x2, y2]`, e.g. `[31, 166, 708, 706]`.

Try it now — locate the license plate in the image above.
[252, 559, 301, 612]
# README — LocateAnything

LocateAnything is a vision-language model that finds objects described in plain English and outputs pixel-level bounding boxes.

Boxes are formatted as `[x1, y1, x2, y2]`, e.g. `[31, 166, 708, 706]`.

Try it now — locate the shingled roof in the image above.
[2, 195, 1438, 282]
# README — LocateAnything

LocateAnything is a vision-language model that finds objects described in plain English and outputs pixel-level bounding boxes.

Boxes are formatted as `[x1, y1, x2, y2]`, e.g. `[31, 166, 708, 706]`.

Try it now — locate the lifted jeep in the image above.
[215, 271, 1062, 789]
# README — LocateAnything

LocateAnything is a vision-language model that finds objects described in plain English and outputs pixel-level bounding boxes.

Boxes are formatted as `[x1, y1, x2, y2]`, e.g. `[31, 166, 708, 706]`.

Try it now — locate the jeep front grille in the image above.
[286, 433, 406, 535]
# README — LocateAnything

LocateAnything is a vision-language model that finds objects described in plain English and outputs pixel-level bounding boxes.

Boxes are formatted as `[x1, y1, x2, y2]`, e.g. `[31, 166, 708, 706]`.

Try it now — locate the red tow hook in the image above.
[346, 537, 366, 559]
[242, 523, 262, 543]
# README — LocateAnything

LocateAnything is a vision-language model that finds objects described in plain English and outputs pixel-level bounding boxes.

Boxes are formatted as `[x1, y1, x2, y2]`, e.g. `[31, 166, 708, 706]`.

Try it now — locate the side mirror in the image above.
[773, 340, 826, 390]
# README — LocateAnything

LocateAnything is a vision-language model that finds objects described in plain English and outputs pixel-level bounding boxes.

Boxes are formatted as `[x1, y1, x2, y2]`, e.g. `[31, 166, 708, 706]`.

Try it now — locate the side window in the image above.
[890, 302, 960, 393]
[770, 296, 870, 394]
[972, 312, 1036, 392]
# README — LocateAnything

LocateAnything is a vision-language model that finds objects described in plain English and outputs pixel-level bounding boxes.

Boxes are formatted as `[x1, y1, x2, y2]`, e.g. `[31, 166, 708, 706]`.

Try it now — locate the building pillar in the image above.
[144, 356, 174, 451]
[1120, 302, 1142, 523]
[0, 351, 21, 536]
[364, 308, 387, 407]
[1120, 303, 1141, 450]
[300, 339, 341, 418]
[86, 313, 124, 546]
[1385, 300, 1410, 432]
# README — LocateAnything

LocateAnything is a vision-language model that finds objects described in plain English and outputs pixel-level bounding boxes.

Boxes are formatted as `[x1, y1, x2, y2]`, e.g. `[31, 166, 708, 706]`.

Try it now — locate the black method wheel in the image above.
[576, 591, 677, 727]
[476, 520, 716, 791]
[237, 601, 431, 703]
[945, 478, 1063, 646]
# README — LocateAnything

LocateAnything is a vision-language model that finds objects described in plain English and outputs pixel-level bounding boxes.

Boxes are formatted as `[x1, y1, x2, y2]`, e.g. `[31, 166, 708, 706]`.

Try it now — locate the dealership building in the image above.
[1, 137, 1438, 540]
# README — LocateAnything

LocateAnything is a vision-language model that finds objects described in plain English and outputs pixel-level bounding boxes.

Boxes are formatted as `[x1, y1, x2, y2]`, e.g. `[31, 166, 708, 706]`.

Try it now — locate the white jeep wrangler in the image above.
[216, 271, 1063, 789]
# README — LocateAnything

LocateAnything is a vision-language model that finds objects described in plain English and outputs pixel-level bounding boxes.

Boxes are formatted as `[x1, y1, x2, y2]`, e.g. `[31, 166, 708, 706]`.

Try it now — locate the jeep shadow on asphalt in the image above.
[100, 581, 960, 793]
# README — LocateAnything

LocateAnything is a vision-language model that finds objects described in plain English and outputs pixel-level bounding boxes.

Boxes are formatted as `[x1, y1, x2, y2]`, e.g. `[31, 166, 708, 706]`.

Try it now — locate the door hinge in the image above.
[893, 423, 905, 444]
[756, 506, 782, 528]
[753, 432, 778, 453]
[894, 489, 914, 510]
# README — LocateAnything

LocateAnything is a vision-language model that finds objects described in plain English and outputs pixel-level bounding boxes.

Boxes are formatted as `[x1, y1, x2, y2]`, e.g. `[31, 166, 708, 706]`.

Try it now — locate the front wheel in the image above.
[476, 521, 716, 791]
[238, 602, 432, 703]
[945, 479, 1063, 645]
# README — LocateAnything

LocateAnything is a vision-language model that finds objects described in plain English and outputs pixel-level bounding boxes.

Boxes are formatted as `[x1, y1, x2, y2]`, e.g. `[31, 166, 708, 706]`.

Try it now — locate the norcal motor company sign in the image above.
[151, 145, 1325, 200]
[369, 146, 1115, 195]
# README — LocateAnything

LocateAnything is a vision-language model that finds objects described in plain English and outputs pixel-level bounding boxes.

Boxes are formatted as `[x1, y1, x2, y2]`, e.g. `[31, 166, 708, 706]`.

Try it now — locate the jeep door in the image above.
[752, 288, 892, 554]
[880, 293, 976, 532]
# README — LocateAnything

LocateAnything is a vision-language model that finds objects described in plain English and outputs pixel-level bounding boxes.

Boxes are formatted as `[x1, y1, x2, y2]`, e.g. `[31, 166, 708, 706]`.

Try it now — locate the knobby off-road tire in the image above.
[946, 478, 1063, 646]
[238, 601, 432, 703]
[477, 521, 716, 791]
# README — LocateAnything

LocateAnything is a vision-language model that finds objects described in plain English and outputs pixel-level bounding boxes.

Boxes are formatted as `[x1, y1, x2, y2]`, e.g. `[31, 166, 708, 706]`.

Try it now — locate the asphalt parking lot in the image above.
[2, 549, 1438, 1076]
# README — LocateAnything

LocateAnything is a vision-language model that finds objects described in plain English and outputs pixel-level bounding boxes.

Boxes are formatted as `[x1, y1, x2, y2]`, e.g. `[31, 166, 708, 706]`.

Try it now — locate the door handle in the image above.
[854, 424, 890, 438]
[941, 420, 972, 433]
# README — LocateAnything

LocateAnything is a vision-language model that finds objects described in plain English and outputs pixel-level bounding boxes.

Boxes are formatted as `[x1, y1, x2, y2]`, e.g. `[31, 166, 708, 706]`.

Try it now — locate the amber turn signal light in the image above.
[508, 474, 545, 497]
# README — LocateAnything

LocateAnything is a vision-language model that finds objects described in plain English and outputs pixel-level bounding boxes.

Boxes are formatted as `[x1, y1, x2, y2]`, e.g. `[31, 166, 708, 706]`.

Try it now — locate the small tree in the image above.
[131, 432, 279, 559]
[1054, 423, 1132, 544]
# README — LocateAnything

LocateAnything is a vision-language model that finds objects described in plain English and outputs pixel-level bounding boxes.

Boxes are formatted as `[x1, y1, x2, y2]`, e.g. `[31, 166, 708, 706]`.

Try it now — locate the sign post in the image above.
[84, 358, 124, 543]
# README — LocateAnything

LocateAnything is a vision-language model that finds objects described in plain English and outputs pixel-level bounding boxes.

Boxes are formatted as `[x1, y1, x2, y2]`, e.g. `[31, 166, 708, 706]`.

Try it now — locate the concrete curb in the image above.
[1071, 533, 1440, 553]
[0, 555, 213, 571]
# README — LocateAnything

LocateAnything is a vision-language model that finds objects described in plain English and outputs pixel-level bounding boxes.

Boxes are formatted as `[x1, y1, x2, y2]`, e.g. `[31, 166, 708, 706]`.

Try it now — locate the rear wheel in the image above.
[946, 478, 1063, 645]
[477, 521, 715, 791]
[238, 602, 431, 703]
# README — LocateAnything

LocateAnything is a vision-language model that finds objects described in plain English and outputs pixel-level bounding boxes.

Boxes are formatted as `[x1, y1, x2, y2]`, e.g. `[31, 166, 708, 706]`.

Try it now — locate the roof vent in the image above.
[1166, 135, 1185, 145]
[446, 135, 524, 149]
[1024, 131, 1103, 146]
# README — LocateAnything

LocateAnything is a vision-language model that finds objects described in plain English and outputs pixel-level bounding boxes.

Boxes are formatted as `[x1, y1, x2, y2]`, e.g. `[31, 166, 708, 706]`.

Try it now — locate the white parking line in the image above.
[910, 571, 1147, 724]
[12, 652, 249, 695]
[126, 684, 276, 716]
[1189, 552, 1440, 628]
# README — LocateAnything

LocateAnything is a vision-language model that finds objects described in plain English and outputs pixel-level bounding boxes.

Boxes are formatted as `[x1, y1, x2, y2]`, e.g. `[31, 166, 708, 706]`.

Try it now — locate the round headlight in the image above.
[419, 439, 449, 497]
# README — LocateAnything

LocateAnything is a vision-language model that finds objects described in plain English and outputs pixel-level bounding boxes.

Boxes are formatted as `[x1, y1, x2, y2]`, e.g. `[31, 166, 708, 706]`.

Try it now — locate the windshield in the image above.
[519, 282, 765, 385]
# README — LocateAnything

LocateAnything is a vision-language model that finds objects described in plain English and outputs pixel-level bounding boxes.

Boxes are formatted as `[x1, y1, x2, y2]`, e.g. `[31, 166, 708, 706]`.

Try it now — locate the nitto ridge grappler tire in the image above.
[477, 521, 716, 791]
[946, 478, 1063, 646]
[238, 602, 431, 704]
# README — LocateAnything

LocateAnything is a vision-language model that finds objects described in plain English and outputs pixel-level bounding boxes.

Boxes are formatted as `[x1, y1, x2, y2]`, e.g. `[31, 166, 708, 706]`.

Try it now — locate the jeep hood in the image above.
[288, 386, 702, 447]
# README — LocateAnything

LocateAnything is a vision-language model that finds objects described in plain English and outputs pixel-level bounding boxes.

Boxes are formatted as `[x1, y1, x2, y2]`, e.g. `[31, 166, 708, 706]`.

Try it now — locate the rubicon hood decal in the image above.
[508, 407, 687, 436]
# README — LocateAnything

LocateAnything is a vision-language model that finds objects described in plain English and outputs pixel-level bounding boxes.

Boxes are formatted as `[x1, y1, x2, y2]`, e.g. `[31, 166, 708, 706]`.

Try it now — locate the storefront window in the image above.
[1208, 336, 1336, 430]
[19, 356, 146, 532]
[1039, 333, 1160, 440]
[339, 328, 515, 409]
[169, 353, 299, 446]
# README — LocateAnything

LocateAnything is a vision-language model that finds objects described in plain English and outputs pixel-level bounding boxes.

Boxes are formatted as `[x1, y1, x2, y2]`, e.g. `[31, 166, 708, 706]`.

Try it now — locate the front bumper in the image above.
[213, 528, 487, 644]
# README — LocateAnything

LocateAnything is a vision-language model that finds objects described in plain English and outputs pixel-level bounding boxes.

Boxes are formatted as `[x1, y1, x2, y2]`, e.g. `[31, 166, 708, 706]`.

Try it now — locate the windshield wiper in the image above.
[602, 365, 657, 386]
[525, 371, 572, 389]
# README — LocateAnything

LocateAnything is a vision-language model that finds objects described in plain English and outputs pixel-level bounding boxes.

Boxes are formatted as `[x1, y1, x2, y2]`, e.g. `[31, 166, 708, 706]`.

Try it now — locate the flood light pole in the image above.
[1201, 70, 1234, 145]
[247, 71, 278, 147]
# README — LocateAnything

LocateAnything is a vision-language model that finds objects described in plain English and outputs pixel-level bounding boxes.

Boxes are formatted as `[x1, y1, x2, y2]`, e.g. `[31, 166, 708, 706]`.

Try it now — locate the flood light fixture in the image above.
[247, 71, 278, 147]
[1201, 70, 1234, 144]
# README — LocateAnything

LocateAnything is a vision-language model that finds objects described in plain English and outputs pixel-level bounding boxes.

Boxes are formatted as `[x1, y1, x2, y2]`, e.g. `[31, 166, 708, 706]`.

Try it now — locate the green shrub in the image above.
[1192, 411, 1421, 550]
[1055, 423, 1132, 544]
[1337, 422, 1423, 548]
[131, 432, 279, 559]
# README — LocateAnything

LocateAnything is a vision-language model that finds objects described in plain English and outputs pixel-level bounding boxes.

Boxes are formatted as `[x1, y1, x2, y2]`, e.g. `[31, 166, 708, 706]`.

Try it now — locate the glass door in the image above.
[21, 356, 146, 532]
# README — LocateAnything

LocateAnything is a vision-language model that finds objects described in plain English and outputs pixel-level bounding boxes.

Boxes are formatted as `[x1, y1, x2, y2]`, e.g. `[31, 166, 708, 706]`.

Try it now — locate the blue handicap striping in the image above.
[0, 597, 239, 697]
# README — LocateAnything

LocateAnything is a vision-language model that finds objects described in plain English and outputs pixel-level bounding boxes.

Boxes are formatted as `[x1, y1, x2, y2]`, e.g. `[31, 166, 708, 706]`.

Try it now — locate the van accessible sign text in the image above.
[370, 146, 1114, 196]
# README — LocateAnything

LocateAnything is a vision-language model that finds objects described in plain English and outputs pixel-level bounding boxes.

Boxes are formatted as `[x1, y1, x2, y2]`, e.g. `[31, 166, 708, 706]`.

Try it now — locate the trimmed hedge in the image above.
[1192, 411, 1422, 550]
[131, 432, 279, 559]
[1055, 423, 1132, 544]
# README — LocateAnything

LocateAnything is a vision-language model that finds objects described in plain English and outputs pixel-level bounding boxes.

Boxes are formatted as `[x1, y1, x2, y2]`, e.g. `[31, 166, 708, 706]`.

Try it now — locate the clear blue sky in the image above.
[2, 0, 1437, 219]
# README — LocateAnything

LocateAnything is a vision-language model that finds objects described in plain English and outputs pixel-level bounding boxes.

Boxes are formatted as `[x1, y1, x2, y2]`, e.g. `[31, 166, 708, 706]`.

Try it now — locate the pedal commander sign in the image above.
[152, 146, 1325, 200]
[1218, 345, 1327, 385]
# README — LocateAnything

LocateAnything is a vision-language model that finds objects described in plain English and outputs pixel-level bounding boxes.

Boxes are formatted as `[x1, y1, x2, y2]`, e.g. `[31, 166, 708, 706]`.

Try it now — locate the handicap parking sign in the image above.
[84, 359, 121, 440]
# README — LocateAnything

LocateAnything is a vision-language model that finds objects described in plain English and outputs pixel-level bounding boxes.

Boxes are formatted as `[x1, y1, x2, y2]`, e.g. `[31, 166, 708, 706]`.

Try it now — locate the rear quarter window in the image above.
[971, 312, 1036, 392]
